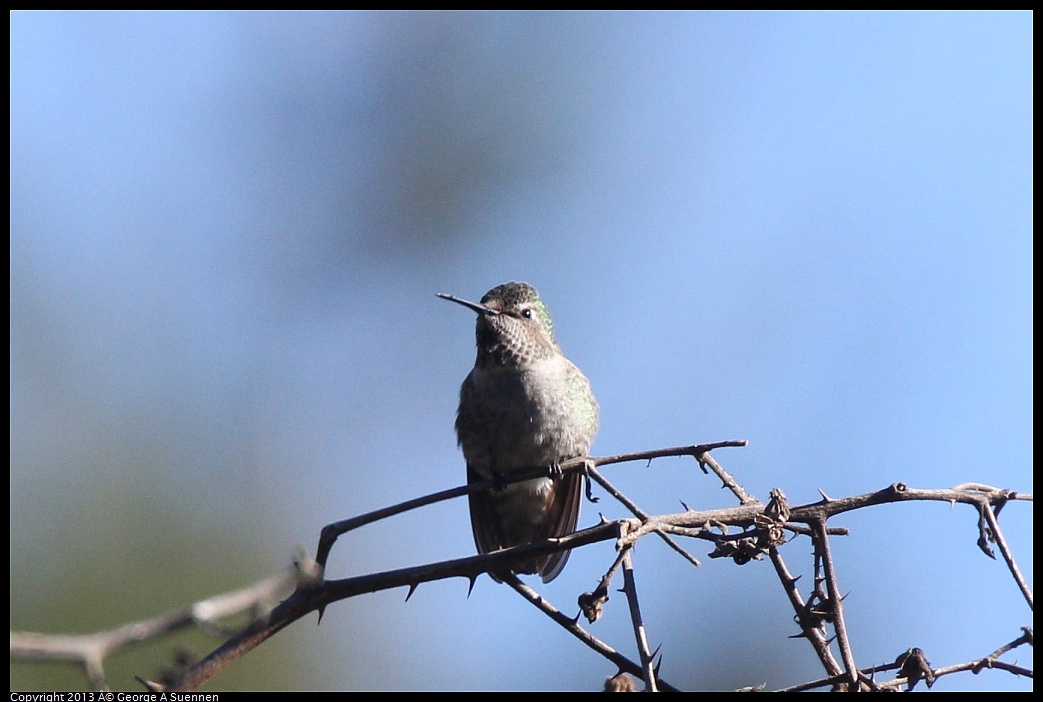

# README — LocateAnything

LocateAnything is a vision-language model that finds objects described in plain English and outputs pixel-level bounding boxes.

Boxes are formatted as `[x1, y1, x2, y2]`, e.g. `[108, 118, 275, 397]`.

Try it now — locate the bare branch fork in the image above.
[11, 440, 1032, 691]
[172, 442, 752, 690]
[176, 441, 1034, 691]
[314, 440, 749, 570]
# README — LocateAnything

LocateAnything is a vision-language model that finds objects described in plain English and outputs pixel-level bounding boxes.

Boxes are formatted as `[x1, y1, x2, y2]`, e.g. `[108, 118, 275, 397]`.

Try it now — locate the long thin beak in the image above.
[436, 293, 501, 316]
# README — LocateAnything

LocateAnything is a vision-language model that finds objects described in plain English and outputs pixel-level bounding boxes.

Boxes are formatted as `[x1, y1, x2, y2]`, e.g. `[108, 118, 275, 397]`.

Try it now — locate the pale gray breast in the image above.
[457, 356, 598, 476]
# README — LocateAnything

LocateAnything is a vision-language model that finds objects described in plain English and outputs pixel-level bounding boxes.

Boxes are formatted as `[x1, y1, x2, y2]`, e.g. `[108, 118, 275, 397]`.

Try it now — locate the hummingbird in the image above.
[438, 282, 599, 582]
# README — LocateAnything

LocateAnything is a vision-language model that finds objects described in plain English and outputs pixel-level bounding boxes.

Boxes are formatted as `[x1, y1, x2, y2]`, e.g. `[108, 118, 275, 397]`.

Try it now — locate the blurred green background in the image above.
[11, 11, 1032, 691]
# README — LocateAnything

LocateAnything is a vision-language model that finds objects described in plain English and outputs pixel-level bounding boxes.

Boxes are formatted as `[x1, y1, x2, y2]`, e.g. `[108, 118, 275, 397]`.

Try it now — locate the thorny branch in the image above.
[620, 550, 658, 691]
[502, 573, 680, 692]
[9, 572, 296, 691]
[809, 517, 860, 689]
[10, 442, 1032, 692]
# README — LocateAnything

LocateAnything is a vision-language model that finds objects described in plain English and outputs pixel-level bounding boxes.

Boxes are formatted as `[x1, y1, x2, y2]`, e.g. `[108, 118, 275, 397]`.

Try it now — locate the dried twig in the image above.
[10, 442, 1032, 692]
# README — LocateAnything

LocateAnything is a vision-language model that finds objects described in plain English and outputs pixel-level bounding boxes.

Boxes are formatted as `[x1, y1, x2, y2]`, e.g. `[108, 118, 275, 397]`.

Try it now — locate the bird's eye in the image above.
[521, 308, 533, 319]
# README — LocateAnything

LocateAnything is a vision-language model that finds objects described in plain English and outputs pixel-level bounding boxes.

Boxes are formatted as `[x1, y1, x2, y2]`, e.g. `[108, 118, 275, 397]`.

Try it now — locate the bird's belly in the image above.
[457, 364, 591, 478]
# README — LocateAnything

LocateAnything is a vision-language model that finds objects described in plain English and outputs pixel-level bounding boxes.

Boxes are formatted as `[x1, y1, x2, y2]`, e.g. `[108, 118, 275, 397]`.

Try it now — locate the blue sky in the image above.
[11, 11, 1032, 691]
